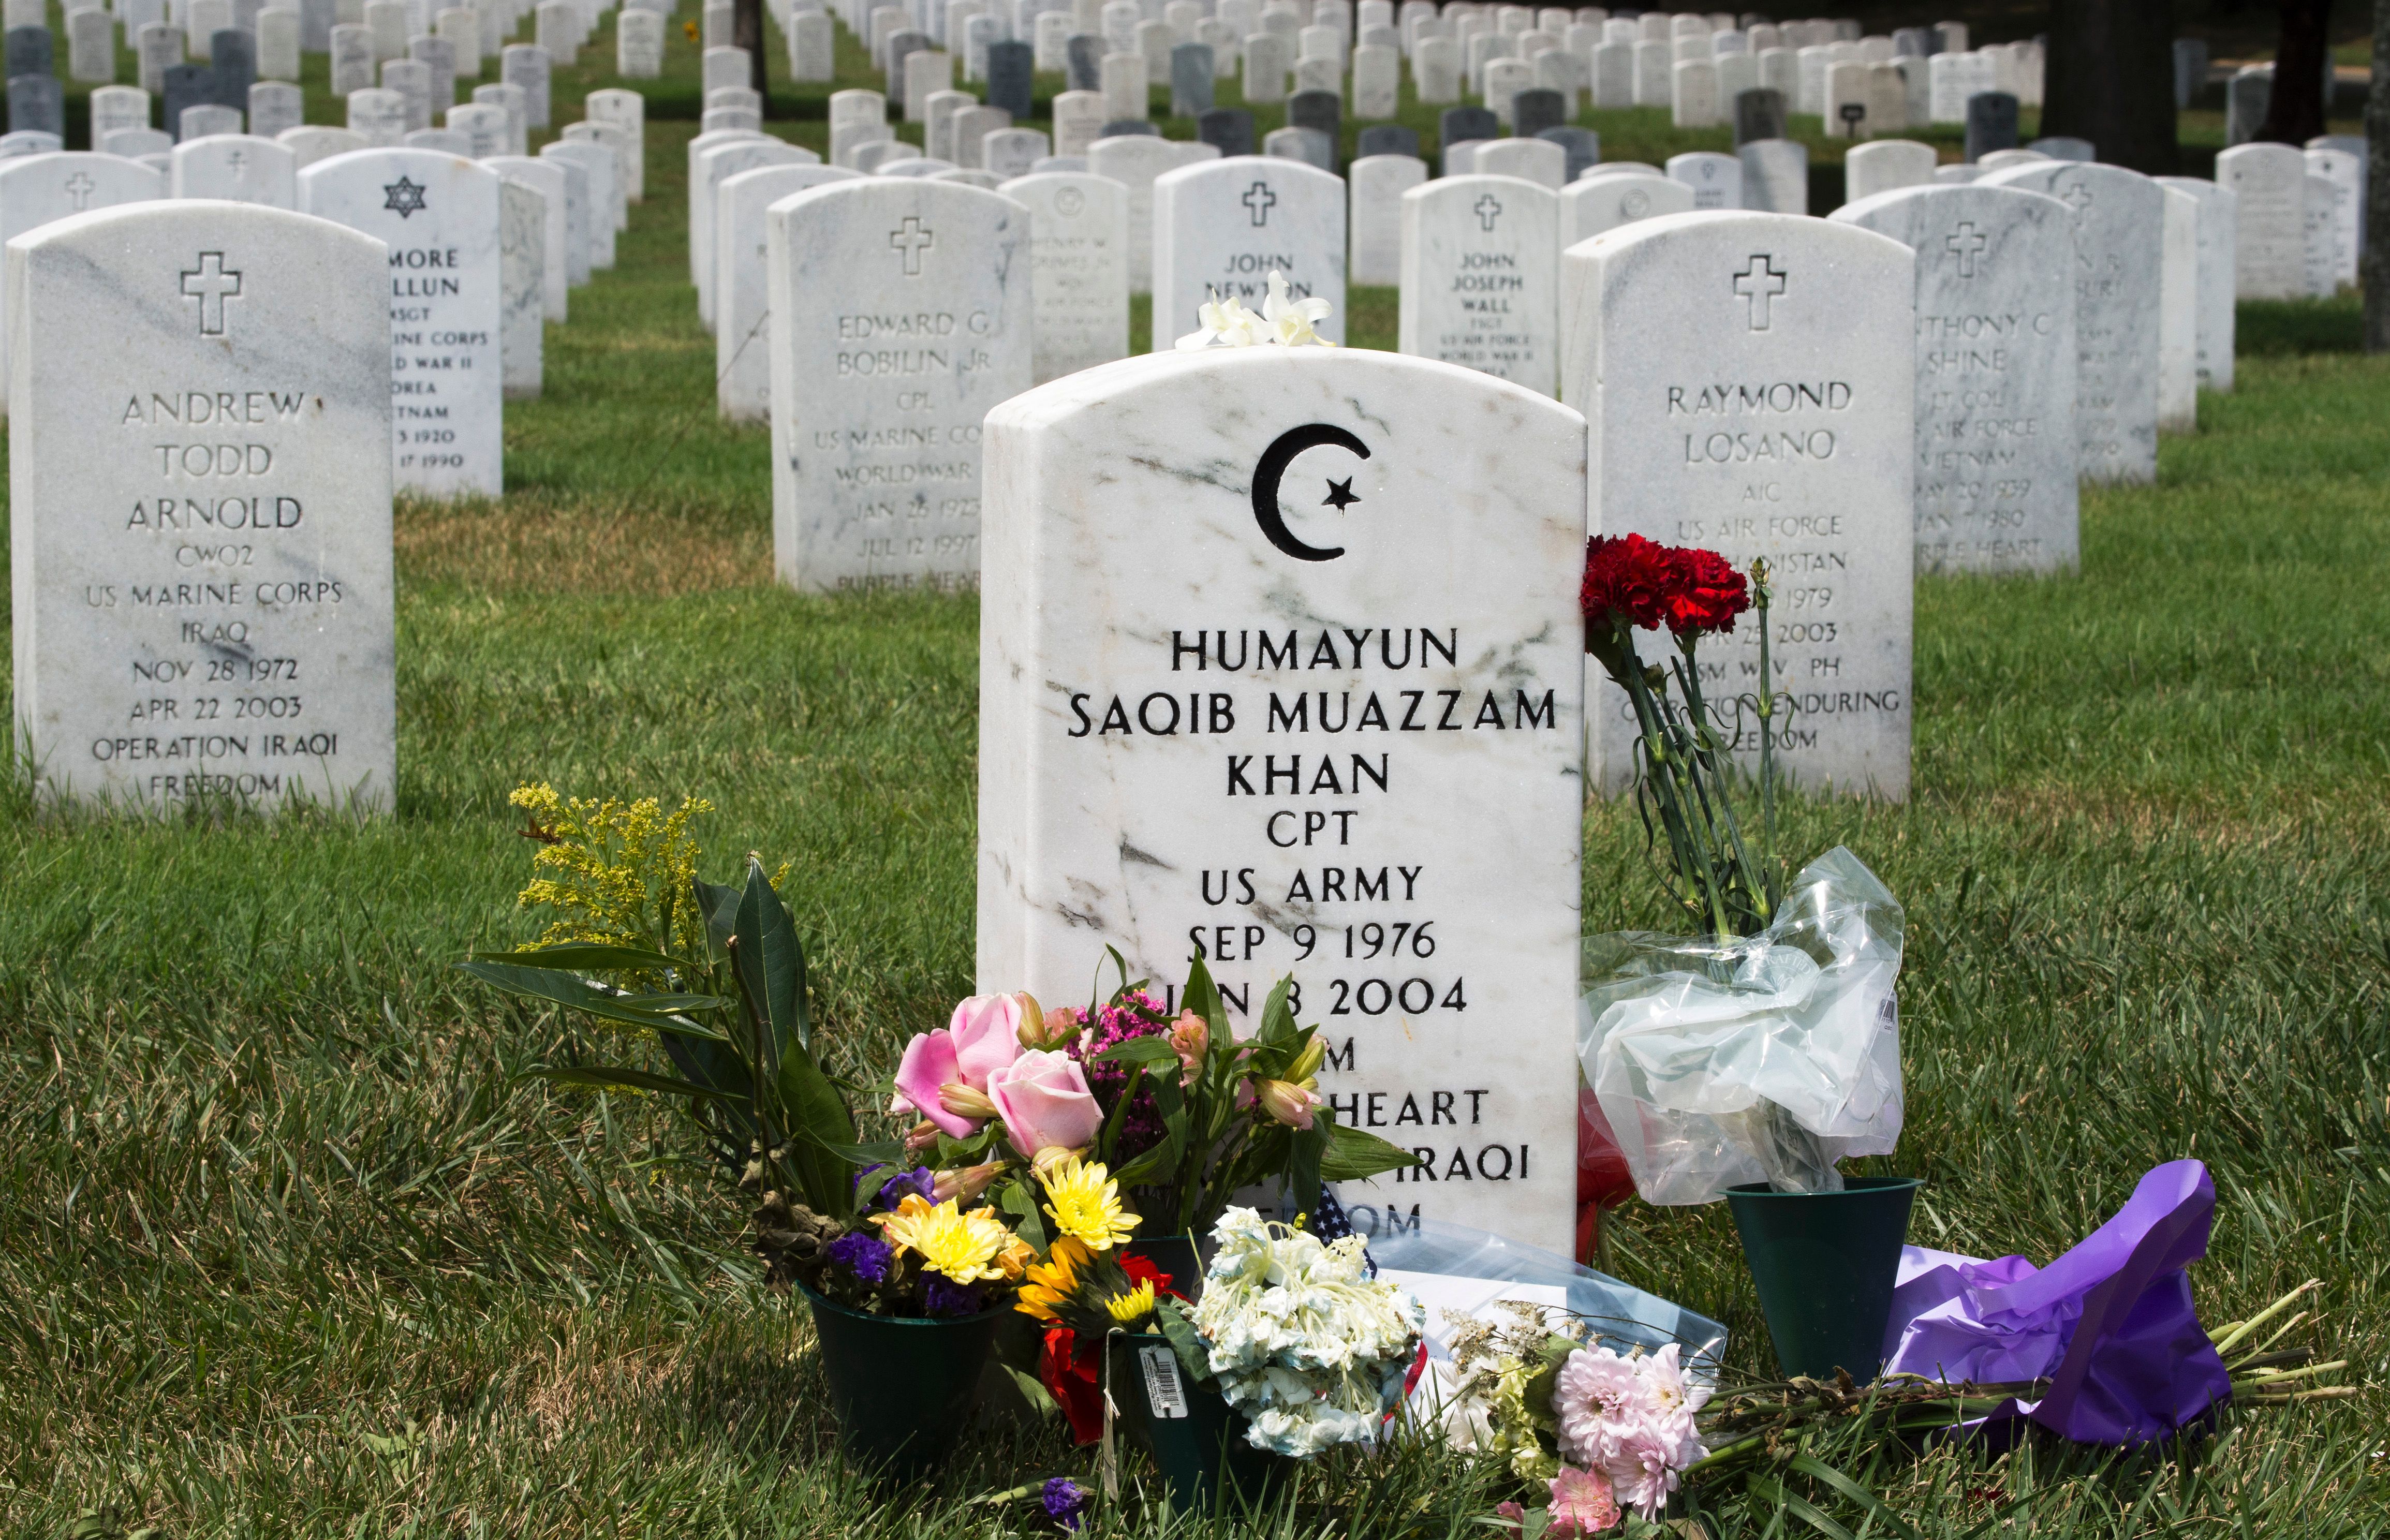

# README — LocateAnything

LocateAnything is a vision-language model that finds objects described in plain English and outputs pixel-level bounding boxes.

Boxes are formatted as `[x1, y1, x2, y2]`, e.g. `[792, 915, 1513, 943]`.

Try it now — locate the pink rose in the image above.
[888, 994, 1031, 1137]
[1545, 1465, 1620, 1536]
[985, 1049, 1104, 1158]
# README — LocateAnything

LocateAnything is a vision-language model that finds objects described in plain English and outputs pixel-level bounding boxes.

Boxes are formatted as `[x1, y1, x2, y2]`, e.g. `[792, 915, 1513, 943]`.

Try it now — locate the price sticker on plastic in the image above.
[1138, 1344, 1188, 1418]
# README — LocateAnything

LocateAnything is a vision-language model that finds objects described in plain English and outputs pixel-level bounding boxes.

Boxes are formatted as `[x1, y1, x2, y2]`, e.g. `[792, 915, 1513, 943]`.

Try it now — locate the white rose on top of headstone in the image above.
[764, 177, 1032, 593]
[1152, 155, 1346, 353]
[297, 148, 505, 498]
[0, 153, 164, 416]
[1832, 183, 2079, 574]
[8, 200, 394, 815]
[1397, 173, 1559, 394]
[1561, 210, 1916, 801]
[976, 344, 1588, 1254]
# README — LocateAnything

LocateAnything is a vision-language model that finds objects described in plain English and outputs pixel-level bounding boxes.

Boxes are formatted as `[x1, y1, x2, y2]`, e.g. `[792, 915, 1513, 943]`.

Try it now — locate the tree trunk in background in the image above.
[738, 0, 769, 101]
[2042, 0, 2180, 175]
[2258, 0, 2335, 144]
[2367, 0, 2390, 352]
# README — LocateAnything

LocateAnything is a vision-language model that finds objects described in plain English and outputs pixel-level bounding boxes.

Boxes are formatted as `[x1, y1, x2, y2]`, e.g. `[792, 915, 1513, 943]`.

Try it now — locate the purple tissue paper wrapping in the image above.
[1881, 1159, 2233, 1445]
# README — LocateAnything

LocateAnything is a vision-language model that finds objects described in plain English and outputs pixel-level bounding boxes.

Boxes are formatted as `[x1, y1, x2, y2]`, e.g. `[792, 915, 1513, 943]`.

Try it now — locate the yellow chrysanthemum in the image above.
[1039, 1156, 1136, 1252]
[872, 1194, 1016, 1283]
[1105, 1280, 1158, 1324]
[1015, 1235, 1091, 1320]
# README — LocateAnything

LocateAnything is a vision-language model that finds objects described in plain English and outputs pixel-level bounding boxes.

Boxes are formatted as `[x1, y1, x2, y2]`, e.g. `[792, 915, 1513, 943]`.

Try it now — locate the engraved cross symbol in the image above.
[180, 251, 242, 336]
[1242, 179, 1277, 226]
[1473, 192, 1502, 231]
[1732, 254, 1786, 331]
[889, 215, 934, 274]
[227, 147, 248, 174]
[1945, 220, 1988, 278]
[63, 171, 95, 210]
[2060, 180, 2093, 217]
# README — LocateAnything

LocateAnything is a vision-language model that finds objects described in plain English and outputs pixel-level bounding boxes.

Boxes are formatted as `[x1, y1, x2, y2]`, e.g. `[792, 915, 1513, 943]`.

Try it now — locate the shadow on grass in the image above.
[2236, 293, 2365, 356]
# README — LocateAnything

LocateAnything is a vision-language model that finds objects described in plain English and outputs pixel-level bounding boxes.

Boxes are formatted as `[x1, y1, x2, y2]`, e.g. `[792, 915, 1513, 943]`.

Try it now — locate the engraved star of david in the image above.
[382, 175, 429, 218]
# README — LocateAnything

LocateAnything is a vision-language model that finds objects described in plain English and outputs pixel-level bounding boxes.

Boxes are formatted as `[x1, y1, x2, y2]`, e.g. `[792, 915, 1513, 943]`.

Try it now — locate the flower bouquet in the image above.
[1102, 1207, 1424, 1511]
[464, 790, 1061, 1473]
[866, 955, 1422, 1440]
[1574, 540, 1913, 1380]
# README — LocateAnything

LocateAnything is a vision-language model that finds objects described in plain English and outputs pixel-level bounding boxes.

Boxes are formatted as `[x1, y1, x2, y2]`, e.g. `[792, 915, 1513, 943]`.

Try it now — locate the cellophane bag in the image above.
[1577, 847, 1905, 1205]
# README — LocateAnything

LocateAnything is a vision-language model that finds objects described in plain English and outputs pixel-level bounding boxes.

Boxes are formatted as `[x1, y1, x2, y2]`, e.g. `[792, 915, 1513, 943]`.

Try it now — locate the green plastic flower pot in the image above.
[801, 1285, 1005, 1478]
[1108, 1332, 1294, 1514]
[1723, 1176, 1922, 1382]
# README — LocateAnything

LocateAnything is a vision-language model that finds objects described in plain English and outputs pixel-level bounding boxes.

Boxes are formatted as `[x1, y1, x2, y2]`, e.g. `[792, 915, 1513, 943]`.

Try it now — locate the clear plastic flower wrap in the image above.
[1577, 847, 1906, 1204]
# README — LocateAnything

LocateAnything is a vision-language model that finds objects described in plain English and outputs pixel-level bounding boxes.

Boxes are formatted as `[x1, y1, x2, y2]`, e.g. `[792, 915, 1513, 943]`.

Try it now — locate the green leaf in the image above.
[822, 1138, 909, 1167]
[1095, 1062, 1148, 1166]
[775, 1039, 858, 1216]
[693, 878, 741, 954]
[1283, 1117, 1325, 1222]
[518, 1064, 738, 1104]
[1094, 1035, 1181, 1068]
[1000, 1364, 1059, 1420]
[1257, 975, 1298, 1046]
[999, 1176, 1050, 1253]
[1182, 951, 1228, 1041]
[1319, 1118, 1425, 1181]
[1748, 1476, 1860, 1540]
[732, 857, 809, 1063]
[470, 942, 690, 975]
[1153, 1297, 1216, 1387]
[457, 960, 730, 1041]
[1782, 1456, 1923, 1540]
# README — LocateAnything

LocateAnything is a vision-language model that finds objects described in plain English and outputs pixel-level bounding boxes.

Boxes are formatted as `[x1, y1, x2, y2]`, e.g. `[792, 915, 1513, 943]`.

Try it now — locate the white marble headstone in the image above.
[765, 178, 1032, 592]
[1151, 155, 1345, 352]
[1561, 211, 1915, 799]
[714, 162, 860, 419]
[1558, 169, 1693, 247]
[2215, 143, 2305, 301]
[692, 137, 815, 326]
[2155, 176, 2236, 395]
[1843, 139, 1935, 204]
[1833, 184, 2079, 574]
[1002, 169, 1130, 384]
[8, 201, 393, 814]
[0, 153, 163, 415]
[977, 345, 1586, 1254]
[172, 134, 299, 206]
[1665, 149, 1740, 209]
[1347, 150, 1425, 286]
[486, 153, 568, 320]
[1089, 133, 1215, 293]
[1398, 173, 1557, 394]
[1977, 159, 2163, 484]
[297, 148, 504, 498]
[498, 177, 543, 399]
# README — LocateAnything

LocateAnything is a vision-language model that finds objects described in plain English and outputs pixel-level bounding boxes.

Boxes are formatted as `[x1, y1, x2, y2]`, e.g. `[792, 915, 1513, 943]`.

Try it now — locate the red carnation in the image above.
[1663, 547, 1750, 638]
[1581, 534, 1676, 633]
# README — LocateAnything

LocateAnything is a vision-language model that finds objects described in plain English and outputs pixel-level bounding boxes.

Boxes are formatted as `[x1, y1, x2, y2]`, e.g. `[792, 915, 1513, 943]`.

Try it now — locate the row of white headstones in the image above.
[4, 8, 2348, 1248]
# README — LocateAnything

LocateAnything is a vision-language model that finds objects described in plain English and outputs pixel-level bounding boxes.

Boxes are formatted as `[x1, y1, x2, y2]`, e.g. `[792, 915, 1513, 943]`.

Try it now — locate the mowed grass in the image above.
[5, 16, 2390, 1538]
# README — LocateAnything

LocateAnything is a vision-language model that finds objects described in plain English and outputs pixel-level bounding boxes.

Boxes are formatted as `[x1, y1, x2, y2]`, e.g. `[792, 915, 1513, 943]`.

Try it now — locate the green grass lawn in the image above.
[4, 12, 2389, 1539]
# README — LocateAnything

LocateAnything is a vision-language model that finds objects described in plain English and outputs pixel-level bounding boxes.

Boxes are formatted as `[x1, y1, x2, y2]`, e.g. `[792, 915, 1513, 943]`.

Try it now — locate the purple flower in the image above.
[1067, 990, 1172, 1158]
[1041, 1477, 1091, 1531]
[921, 1277, 985, 1317]
[824, 1231, 892, 1285]
[857, 1163, 938, 1212]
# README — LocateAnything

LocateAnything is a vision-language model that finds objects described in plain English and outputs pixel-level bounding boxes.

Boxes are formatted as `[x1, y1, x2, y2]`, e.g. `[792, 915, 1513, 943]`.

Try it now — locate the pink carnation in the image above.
[1551, 1342, 1711, 1522]
[1544, 1466, 1620, 1537]
[1553, 1344, 1643, 1468]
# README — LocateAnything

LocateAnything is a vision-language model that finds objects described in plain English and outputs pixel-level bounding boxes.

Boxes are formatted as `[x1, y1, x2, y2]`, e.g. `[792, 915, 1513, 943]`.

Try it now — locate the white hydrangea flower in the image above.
[1190, 1207, 1424, 1457]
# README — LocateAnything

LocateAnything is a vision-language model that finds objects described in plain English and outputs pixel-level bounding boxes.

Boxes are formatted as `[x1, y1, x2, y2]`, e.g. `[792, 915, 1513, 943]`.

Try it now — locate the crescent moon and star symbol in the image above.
[1250, 423, 1373, 562]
